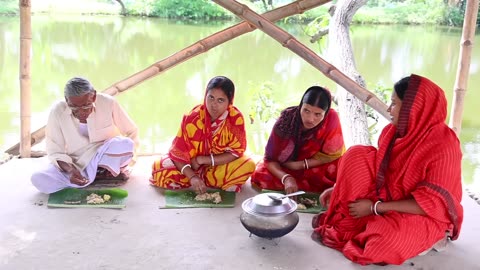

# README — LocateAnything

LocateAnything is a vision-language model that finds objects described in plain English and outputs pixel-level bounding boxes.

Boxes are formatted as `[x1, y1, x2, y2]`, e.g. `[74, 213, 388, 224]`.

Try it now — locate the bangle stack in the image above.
[304, 159, 309, 170]
[180, 164, 191, 175]
[281, 174, 292, 185]
[210, 153, 215, 167]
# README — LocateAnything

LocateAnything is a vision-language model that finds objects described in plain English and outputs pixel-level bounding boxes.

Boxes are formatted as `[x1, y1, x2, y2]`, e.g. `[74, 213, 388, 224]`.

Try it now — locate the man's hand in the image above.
[190, 175, 207, 194]
[69, 169, 88, 186]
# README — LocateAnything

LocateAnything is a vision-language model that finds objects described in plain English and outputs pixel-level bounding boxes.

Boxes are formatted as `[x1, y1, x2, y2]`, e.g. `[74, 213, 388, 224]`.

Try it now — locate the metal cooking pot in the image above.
[240, 193, 299, 238]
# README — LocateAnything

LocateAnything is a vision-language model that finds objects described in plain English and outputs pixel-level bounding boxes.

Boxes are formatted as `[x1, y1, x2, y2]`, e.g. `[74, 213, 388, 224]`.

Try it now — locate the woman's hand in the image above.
[319, 187, 334, 208]
[284, 177, 298, 194]
[191, 156, 202, 171]
[282, 161, 304, 171]
[190, 175, 207, 194]
[348, 199, 373, 218]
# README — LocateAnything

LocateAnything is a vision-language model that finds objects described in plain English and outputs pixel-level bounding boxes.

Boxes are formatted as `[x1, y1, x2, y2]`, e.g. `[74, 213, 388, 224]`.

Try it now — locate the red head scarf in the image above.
[376, 74, 463, 239]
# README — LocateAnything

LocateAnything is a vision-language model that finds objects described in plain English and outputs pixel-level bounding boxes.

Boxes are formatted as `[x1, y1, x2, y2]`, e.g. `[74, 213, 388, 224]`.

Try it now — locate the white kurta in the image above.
[31, 93, 139, 194]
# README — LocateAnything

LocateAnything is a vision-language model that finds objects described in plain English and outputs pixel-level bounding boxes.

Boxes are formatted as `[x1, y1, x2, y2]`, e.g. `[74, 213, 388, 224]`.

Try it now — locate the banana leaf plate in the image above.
[47, 188, 128, 208]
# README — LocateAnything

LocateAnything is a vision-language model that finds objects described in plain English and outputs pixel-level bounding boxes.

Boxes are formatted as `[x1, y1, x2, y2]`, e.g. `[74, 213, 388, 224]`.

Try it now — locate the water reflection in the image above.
[0, 15, 478, 192]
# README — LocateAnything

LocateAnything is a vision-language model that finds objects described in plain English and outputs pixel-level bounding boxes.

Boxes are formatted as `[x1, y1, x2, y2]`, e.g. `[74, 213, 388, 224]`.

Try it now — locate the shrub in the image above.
[151, 0, 231, 20]
[0, 0, 18, 15]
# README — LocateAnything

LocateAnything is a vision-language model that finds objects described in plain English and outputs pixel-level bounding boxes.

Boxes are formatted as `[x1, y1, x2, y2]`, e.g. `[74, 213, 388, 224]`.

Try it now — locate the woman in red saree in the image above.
[150, 76, 255, 193]
[312, 74, 464, 265]
[251, 86, 345, 194]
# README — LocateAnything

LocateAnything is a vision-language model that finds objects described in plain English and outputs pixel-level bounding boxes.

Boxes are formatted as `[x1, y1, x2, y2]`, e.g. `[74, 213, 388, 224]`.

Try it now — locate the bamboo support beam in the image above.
[5, 128, 44, 156]
[7, 0, 329, 155]
[212, 0, 389, 120]
[19, 0, 32, 158]
[449, 0, 479, 135]
[103, 0, 331, 95]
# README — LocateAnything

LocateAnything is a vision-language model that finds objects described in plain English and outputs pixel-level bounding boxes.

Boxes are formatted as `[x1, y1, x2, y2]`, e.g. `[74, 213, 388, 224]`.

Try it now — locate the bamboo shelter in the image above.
[212, 0, 389, 119]
[449, 0, 479, 135]
[102, 0, 333, 96]
[11, 0, 477, 156]
[9, 0, 332, 156]
[19, 0, 32, 158]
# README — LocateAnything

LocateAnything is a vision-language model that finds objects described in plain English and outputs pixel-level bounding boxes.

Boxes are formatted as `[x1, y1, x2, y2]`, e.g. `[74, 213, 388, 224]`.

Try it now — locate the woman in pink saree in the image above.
[251, 86, 345, 194]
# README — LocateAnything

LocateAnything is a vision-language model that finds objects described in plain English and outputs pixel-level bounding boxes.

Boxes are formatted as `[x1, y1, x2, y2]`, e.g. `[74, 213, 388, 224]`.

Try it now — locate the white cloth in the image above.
[31, 137, 134, 194]
[45, 92, 139, 171]
[78, 123, 89, 137]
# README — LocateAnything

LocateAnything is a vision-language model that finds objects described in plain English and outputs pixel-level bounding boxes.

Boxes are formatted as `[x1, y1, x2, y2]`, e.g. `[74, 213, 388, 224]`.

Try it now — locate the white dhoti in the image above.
[31, 136, 134, 194]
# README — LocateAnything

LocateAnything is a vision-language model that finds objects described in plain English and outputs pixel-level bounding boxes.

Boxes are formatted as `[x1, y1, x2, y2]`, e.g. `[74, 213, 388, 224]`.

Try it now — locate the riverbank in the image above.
[0, 0, 473, 27]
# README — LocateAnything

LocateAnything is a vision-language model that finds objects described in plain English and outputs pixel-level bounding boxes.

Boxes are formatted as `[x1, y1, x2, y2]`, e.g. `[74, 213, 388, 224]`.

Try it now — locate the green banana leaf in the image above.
[261, 189, 325, 214]
[162, 190, 236, 208]
[47, 188, 128, 208]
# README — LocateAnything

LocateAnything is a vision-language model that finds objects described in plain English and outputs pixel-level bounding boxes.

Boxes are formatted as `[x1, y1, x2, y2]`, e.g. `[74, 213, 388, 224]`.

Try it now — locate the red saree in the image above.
[312, 74, 464, 265]
[150, 101, 255, 191]
[251, 107, 345, 193]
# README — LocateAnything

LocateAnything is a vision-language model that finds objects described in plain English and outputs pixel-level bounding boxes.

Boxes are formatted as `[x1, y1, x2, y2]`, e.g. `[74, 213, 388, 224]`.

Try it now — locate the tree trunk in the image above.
[328, 0, 370, 147]
[213, 0, 389, 121]
[114, 0, 127, 15]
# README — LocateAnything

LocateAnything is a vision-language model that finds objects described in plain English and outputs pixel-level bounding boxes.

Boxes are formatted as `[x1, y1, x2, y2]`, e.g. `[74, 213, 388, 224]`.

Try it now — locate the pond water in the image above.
[0, 15, 479, 192]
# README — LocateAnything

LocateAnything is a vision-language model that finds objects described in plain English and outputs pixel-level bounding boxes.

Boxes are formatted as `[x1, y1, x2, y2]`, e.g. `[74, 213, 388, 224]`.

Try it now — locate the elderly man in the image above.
[31, 77, 139, 194]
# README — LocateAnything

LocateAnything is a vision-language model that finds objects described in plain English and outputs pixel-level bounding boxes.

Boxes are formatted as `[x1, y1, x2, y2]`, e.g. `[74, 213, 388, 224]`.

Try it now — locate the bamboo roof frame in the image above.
[213, 0, 389, 118]
[11, 0, 478, 156]
[9, 0, 331, 155]
[104, 0, 333, 96]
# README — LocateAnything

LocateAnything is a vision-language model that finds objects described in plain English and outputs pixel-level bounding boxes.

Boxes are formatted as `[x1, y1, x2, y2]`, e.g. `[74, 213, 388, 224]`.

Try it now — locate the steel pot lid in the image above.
[242, 193, 297, 216]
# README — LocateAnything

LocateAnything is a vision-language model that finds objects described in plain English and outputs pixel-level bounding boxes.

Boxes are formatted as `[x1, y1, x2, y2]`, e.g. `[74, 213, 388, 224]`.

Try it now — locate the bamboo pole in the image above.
[212, 0, 390, 119]
[7, 0, 329, 155]
[5, 128, 44, 156]
[448, 0, 479, 135]
[19, 0, 32, 158]
[102, 0, 331, 95]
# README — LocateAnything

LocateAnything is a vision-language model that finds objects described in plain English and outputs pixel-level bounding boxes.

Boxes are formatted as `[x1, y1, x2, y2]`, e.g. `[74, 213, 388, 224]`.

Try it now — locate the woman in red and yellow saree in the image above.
[251, 86, 345, 194]
[150, 76, 255, 193]
[311, 74, 464, 265]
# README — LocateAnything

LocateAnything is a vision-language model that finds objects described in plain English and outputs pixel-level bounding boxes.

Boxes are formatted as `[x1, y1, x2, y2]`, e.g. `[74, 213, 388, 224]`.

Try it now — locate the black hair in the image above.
[393, 76, 410, 100]
[301, 86, 331, 112]
[206, 76, 235, 104]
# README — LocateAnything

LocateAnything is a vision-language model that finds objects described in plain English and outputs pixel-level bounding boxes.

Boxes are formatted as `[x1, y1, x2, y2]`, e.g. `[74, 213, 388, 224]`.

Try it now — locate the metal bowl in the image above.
[240, 193, 299, 238]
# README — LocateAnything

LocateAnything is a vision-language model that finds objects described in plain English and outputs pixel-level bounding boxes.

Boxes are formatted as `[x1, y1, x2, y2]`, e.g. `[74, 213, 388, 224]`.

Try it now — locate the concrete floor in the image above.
[1, 156, 479, 270]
